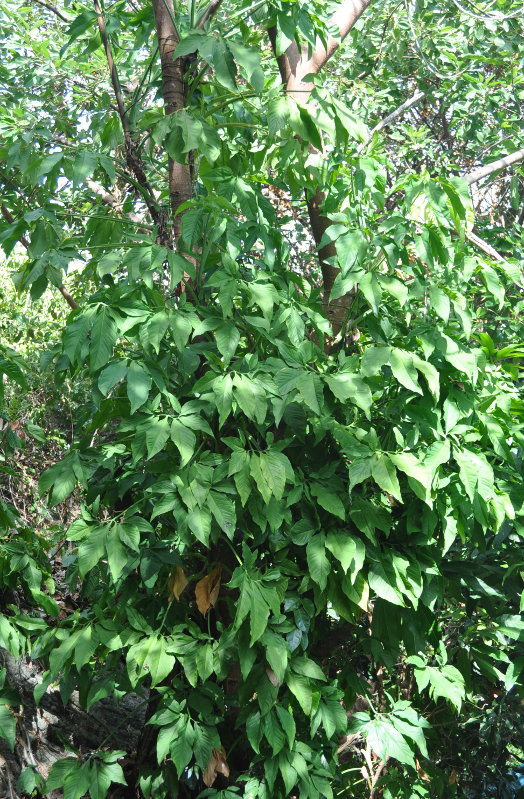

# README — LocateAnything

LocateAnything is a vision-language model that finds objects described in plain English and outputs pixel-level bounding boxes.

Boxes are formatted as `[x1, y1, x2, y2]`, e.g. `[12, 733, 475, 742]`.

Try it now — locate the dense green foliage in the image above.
[0, 0, 523, 798]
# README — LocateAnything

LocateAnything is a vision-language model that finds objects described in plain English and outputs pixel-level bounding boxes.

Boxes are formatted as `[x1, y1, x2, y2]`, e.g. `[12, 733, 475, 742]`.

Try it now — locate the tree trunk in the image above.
[0, 650, 147, 798]
[151, 0, 193, 245]
[269, 0, 374, 335]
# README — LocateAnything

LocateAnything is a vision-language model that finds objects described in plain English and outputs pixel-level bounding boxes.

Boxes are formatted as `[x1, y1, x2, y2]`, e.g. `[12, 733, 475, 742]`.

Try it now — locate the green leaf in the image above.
[127, 361, 151, 413]
[187, 506, 212, 545]
[45, 759, 80, 792]
[389, 349, 422, 394]
[454, 447, 494, 502]
[98, 361, 127, 396]
[366, 718, 415, 766]
[359, 272, 382, 314]
[263, 631, 289, 683]
[127, 635, 175, 688]
[268, 96, 290, 136]
[78, 526, 106, 577]
[306, 534, 330, 591]
[0, 704, 16, 751]
[72, 150, 98, 189]
[371, 455, 402, 502]
[90, 306, 118, 372]
[207, 490, 236, 536]
[215, 322, 240, 365]
[171, 420, 196, 465]
[296, 372, 321, 414]
[310, 484, 345, 520]
[325, 373, 372, 416]
[173, 31, 206, 58]
[275, 705, 296, 749]
[39, 455, 79, 506]
[368, 559, 404, 606]
[106, 528, 130, 581]
[326, 531, 364, 574]
[170, 723, 194, 777]
[249, 582, 271, 644]
[146, 417, 171, 459]
[286, 673, 312, 715]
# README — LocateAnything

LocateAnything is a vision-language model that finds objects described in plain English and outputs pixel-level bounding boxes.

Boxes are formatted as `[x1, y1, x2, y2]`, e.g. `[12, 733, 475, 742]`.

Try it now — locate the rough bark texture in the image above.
[269, 0, 374, 335]
[0, 650, 147, 798]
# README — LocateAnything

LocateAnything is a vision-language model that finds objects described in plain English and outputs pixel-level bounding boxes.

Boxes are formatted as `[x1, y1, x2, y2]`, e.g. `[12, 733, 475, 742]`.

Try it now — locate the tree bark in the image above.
[465, 146, 524, 186]
[0, 649, 147, 796]
[269, 0, 374, 335]
[151, 0, 193, 245]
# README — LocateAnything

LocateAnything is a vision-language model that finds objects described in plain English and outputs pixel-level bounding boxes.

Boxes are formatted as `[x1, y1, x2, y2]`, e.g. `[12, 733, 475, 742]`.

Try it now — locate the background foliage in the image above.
[0, 0, 523, 798]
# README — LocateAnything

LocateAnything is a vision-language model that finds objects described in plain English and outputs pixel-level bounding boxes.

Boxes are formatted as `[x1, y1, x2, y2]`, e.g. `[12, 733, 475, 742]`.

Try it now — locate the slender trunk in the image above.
[151, 0, 193, 245]
[269, 0, 374, 336]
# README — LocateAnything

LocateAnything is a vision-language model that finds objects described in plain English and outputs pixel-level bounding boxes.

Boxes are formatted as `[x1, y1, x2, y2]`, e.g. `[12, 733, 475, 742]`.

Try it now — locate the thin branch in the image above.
[1, 204, 30, 249]
[31, 0, 71, 22]
[0, 204, 79, 310]
[465, 146, 524, 186]
[59, 285, 79, 310]
[93, 0, 168, 242]
[93, 0, 130, 137]
[86, 178, 151, 231]
[197, 0, 224, 29]
[361, 89, 425, 149]
[466, 230, 508, 263]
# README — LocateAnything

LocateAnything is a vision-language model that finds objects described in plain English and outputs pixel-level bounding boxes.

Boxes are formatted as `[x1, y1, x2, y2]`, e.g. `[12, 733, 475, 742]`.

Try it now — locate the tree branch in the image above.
[270, 0, 374, 102]
[466, 230, 509, 264]
[31, 0, 71, 23]
[93, 0, 169, 244]
[197, 0, 224, 29]
[465, 146, 524, 186]
[93, 0, 129, 137]
[0, 204, 79, 310]
[269, 0, 374, 335]
[361, 89, 425, 149]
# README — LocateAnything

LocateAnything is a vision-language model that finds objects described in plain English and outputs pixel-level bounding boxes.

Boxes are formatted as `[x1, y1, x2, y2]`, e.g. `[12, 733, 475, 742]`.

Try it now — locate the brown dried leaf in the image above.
[195, 565, 222, 616]
[416, 758, 430, 782]
[449, 769, 459, 785]
[265, 664, 279, 686]
[203, 745, 229, 787]
[167, 566, 188, 602]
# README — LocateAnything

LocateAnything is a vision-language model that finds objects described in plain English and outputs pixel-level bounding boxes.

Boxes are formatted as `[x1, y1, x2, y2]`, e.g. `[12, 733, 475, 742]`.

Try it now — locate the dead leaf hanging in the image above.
[265, 664, 279, 687]
[202, 745, 229, 787]
[195, 565, 222, 616]
[167, 566, 188, 602]
[416, 758, 430, 782]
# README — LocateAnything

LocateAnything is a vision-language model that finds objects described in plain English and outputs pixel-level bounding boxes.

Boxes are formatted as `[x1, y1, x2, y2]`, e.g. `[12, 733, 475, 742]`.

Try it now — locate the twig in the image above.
[370, 756, 390, 798]
[361, 89, 425, 149]
[31, 0, 71, 22]
[93, 0, 129, 136]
